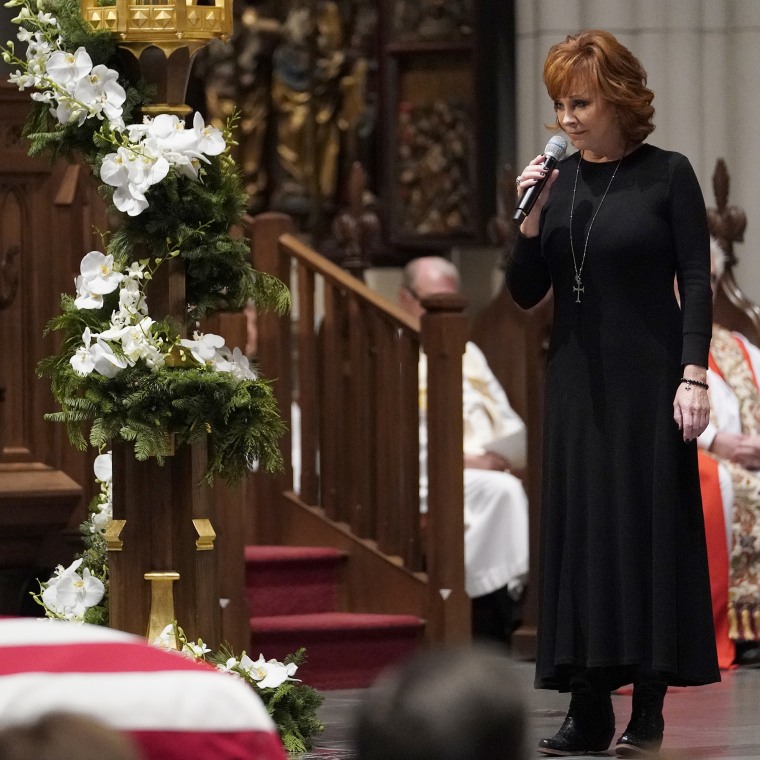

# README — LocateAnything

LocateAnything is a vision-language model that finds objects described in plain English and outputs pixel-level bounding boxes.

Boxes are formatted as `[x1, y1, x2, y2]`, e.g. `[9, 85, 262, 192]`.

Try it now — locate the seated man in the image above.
[398, 256, 529, 642]
[698, 238, 760, 668]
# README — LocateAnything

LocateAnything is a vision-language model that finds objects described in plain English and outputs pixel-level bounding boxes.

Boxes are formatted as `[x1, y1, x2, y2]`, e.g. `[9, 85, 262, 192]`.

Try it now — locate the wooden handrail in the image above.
[279, 233, 419, 331]
[247, 212, 470, 644]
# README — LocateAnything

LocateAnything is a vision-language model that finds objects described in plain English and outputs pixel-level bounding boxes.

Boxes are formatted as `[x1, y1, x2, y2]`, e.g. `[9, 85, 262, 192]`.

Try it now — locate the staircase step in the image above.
[244, 545, 346, 617]
[250, 611, 425, 690]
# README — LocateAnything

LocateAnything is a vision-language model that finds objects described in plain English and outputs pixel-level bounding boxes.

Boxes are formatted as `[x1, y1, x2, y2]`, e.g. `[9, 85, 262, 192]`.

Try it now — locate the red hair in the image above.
[543, 29, 655, 143]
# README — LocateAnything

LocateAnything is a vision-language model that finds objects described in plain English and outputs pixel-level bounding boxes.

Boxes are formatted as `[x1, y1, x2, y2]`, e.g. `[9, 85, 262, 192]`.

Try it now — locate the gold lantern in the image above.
[80, 0, 232, 117]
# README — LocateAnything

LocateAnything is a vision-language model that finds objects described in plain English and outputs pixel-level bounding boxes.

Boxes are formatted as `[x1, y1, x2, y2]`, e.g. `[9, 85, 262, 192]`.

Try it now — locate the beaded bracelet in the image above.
[680, 377, 709, 390]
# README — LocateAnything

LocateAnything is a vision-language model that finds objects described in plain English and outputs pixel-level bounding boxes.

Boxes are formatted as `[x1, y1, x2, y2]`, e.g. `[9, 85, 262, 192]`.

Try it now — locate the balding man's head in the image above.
[398, 257, 461, 319]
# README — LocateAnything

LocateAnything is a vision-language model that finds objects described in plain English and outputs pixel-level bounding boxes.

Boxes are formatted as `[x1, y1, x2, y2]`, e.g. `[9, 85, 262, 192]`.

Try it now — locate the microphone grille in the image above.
[544, 134, 568, 161]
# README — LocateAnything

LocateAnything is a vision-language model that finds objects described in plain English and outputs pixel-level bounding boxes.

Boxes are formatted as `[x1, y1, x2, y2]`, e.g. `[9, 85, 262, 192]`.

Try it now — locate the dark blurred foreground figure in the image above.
[508, 28, 719, 757]
[0, 712, 141, 760]
[354, 645, 527, 760]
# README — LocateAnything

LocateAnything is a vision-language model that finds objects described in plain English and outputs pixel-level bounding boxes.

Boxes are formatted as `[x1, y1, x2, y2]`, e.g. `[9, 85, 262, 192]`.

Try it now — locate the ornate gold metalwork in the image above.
[192, 518, 216, 551]
[80, 0, 231, 59]
[144, 571, 180, 646]
[80, 0, 232, 115]
[104, 518, 127, 551]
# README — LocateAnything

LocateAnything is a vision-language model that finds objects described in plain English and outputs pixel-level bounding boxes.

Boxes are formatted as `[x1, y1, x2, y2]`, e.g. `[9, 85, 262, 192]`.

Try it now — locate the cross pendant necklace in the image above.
[569, 151, 624, 303]
[573, 274, 584, 303]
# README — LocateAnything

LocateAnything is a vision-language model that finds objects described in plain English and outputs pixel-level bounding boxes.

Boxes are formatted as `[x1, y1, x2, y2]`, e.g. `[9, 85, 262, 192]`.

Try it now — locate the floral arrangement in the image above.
[2, 0, 290, 482]
[156, 624, 325, 755]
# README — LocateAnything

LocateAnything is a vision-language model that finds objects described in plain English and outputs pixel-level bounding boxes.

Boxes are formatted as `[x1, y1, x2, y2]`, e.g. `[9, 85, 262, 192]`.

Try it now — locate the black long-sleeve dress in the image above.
[506, 144, 720, 691]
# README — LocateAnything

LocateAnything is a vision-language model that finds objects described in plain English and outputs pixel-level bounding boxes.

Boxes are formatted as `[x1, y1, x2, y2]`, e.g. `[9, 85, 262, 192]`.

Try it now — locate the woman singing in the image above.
[506, 29, 719, 757]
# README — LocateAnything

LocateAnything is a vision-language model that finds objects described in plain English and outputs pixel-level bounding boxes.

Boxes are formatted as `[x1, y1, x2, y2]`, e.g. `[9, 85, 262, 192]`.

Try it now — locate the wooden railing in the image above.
[246, 212, 471, 644]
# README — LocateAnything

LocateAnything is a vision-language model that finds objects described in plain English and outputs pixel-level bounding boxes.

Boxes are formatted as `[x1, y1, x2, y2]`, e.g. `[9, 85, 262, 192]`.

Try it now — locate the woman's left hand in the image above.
[673, 379, 710, 441]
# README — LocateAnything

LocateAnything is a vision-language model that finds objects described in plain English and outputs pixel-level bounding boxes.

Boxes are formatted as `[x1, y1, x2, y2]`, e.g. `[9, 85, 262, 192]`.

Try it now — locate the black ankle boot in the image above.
[538, 681, 615, 756]
[615, 676, 667, 757]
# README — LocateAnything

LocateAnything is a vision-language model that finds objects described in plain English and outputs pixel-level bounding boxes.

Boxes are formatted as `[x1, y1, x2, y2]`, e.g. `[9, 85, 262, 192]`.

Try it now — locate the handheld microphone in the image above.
[512, 134, 568, 224]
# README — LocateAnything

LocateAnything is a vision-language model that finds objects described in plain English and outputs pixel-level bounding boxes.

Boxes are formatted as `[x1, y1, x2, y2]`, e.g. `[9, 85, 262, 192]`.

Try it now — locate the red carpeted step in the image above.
[244, 545, 346, 617]
[250, 611, 425, 691]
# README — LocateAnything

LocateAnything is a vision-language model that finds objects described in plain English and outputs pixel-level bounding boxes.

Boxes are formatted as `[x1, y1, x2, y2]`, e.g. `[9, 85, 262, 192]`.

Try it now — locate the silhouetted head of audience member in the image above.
[0, 712, 141, 760]
[354, 644, 527, 760]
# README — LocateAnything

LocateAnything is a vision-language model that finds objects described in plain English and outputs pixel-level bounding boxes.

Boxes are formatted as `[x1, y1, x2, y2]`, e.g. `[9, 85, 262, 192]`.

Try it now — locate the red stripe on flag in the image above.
[0, 642, 216, 676]
[128, 728, 288, 760]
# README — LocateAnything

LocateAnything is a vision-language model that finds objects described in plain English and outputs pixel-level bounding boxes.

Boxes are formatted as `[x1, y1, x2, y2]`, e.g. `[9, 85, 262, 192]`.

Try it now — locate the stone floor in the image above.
[297, 659, 760, 759]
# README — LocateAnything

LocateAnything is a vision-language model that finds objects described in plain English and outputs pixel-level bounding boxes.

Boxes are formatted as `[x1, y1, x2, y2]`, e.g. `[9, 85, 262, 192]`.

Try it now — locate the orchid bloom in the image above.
[90, 509, 112, 536]
[182, 639, 211, 660]
[79, 251, 124, 295]
[74, 64, 126, 125]
[152, 624, 179, 650]
[241, 653, 299, 689]
[41, 558, 105, 621]
[180, 332, 226, 365]
[93, 451, 112, 483]
[100, 145, 170, 217]
[70, 327, 128, 377]
[44, 47, 92, 88]
[74, 274, 104, 310]
[191, 111, 225, 156]
[214, 346, 256, 381]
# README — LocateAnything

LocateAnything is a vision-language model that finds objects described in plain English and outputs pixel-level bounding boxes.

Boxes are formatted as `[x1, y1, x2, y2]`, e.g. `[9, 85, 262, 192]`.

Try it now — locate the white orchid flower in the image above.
[100, 146, 132, 188]
[53, 93, 90, 126]
[120, 316, 156, 362]
[152, 624, 179, 649]
[10, 5, 32, 23]
[112, 182, 149, 216]
[45, 47, 91, 88]
[79, 250, 123, 295]
[101, 146, 170, 216]
[73, 64, 126, 123]
[118, 277, 148, 316]
[93, 451, 112, 482]
[228, 347, 255, 380]
[192, 111, 225, 156]
[46, 558, 84, 586]
[180, 332, 226, 364]
[219, 656, 240, 673]
[8, 69, 35, 89]
[72, 328, 127, 377]
[125, 261, 146, 280]
[213, 346, 256, 381]
[90, 509, 112, 536]
[36, 10, 57, 26]
[70, 326, 97, 375]
[74, 274, 104, 310]
[90, 338, 128, 377]
[41, 559, 104, 621]
[182, 640, 211, 660]
[248, 654, 299, 689]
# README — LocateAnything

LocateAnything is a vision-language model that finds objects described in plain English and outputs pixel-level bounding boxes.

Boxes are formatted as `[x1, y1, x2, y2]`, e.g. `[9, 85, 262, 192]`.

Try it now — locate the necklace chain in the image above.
[569, 152, 624, 303]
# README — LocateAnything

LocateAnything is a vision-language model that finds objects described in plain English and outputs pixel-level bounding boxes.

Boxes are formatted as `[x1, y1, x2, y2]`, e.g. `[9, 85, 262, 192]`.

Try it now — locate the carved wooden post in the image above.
[330, 162, 380, 281]
[108, 424, 220, 648]
[107, 252, 220, 647]
[246, 212, 295, 545]
[707, 158, 760, 344]
[421, 292, 470, 643]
